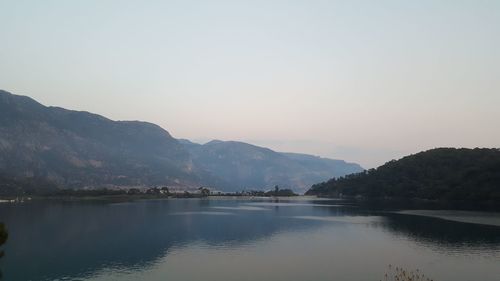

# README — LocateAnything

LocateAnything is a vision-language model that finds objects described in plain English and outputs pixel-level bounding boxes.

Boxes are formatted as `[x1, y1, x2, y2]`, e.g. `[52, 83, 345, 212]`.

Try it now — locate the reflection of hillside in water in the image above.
[316, 200, 500, 252]
[0, 200, 326, 281]
[378, 213, 500, 252]
[2, 199, 500, 281]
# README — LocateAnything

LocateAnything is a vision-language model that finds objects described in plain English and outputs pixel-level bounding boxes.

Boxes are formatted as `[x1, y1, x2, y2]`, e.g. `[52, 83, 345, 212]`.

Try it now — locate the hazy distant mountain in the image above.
[0, 90, 222, 190]
[182, 140, 363, 193]
[0, 90, 362, 193]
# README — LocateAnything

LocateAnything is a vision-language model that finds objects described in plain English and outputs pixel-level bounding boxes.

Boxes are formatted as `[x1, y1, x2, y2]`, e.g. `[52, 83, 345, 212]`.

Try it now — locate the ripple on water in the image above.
[291, 215, 384, 224]
[169, 211, 234, 216]
[243, 202, 354, 208]
[210, 206, 271, 211]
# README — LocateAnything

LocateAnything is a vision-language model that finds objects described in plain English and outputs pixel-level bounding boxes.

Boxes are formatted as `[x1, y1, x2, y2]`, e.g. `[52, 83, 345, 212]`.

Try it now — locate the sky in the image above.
[1, 0, 499, 168]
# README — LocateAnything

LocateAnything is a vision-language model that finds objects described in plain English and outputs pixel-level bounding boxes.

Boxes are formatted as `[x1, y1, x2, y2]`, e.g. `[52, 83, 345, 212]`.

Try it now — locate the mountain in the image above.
[181, 140, 363, 193]
[0, 90, 363, 194]
[306, 148, 500, 201]
[0, 90, 222, 191]
[281, 152, 363, 177]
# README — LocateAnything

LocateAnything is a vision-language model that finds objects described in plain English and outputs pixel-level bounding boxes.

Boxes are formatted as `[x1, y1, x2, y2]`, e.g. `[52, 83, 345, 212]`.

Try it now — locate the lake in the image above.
[1, 198, 499, 281]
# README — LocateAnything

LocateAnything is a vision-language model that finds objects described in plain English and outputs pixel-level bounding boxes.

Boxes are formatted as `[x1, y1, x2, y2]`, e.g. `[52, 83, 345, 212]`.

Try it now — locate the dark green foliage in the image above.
[145, 188, 161, 195]
[0, 223, 7, 258]
[215, 187, 297, 197]
[198, 187, 210, 197]
[264, 186, 297, 197]
[306, 148, 500, 202]
[127, 188, 142, 195]
[49, 188, 128, 197]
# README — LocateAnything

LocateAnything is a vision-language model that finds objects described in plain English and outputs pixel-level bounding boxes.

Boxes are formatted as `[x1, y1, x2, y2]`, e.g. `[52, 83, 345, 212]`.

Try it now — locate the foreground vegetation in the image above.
[381, 265, 434, 281]
[307, 148, 500, 202]
[0, 222, 7, 279]
[0, 223, 6, 258]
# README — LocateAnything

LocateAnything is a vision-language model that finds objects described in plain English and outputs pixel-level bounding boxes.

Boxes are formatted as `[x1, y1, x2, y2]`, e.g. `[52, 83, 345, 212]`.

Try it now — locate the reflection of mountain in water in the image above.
[315, 201, 500, 252]
[0, 200, 326, 281]
[2, 200, 500, 281]
[379, 213, 500, 252]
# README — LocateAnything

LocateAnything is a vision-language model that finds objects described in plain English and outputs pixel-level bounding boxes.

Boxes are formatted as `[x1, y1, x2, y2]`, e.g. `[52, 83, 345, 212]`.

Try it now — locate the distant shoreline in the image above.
[0, 194, 315, 204]
[3, 194, 499, 212]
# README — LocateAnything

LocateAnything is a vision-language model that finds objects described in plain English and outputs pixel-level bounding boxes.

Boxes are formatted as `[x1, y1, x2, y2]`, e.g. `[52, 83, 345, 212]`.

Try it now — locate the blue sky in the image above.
[1, 0, 499, 167]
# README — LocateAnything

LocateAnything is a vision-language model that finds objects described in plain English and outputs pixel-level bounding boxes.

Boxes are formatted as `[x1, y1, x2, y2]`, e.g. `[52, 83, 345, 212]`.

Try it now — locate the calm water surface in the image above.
[0, 198, 499, 281]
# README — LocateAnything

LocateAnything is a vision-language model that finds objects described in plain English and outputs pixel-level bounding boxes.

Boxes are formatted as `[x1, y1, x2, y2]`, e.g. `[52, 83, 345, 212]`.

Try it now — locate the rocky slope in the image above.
[181, 139, 363, 193]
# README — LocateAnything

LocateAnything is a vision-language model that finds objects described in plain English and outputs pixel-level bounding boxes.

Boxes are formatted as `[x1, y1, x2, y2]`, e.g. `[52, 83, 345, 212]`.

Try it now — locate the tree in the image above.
[199, 187, 210, 197]
[146, 187, 160, 195]
[127, 188, 142, 195]
[306, 148, 500, 202]
[0, 223, 7, 258]
[160, 186, 170, 195]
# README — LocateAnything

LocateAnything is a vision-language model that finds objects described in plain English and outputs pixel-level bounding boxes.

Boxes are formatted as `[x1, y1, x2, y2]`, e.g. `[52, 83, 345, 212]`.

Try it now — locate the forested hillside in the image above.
[306, 148, 500, 202]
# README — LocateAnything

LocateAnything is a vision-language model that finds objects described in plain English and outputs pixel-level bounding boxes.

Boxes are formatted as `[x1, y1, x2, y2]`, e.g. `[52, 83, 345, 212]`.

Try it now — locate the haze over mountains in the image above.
[180, 139, 362, 193]
[0, 90, 362, 193]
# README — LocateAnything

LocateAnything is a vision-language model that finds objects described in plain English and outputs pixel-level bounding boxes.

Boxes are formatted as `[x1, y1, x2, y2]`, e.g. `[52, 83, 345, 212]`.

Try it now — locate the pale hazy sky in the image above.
[1, 0, 499, 168]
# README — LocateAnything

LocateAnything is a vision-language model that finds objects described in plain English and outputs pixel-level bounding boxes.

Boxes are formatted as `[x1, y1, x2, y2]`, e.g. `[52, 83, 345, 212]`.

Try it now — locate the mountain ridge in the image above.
[0, 89, 213, 190]
[0, 89, 363, 193]
[181, 139, 363, 193]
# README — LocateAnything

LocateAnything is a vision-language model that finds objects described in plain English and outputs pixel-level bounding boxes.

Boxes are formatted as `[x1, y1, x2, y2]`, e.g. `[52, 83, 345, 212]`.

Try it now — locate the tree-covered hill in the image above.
[306, 148, 500, 202]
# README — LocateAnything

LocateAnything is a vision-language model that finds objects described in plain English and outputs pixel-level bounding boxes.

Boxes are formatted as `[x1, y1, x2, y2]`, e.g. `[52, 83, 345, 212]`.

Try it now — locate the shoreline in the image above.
[0, 194, 318, 204]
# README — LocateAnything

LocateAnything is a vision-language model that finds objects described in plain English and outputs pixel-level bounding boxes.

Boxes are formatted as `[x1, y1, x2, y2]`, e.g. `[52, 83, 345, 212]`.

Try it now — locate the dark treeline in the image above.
[306, 148, 500, 202]
[219, 186, 297, 197]
[0, 181, 297, 199]
[0, 222, 6, 279]
[0, 223, 6, 258]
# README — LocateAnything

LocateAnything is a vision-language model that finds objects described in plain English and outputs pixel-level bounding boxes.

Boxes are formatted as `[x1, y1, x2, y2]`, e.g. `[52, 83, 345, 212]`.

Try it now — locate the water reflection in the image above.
[0, 200, 325, 281]
[380, 213, 500, 252]
[0, 199, 499, 281]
